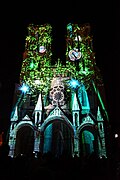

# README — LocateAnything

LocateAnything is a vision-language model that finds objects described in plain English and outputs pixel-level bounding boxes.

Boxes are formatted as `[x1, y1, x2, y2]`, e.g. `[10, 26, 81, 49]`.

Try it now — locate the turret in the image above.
[34, 93, 43, 128]
[72, 91, 80, 127]
[97, 106, 107, 158]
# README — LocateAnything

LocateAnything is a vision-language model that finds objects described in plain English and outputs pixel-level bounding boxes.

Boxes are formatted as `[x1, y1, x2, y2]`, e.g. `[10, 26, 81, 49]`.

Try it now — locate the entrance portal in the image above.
[15, 126, 34, 157]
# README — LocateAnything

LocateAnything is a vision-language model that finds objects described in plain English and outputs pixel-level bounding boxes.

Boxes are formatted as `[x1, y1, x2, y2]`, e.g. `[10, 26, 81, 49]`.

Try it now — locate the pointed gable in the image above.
[97, 106, 103, 121]
[11, 106, 18, 121]
[49, 106, 64, 117]
[45, 105, 70, 123]
[22, 114, 30, 121]
[35, 93, 43, 111]
[72, 92, 80, 111]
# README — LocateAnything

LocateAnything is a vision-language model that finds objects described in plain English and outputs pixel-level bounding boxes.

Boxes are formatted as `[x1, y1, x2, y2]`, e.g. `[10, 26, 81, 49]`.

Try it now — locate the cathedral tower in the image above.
[8, 22, 109, 158]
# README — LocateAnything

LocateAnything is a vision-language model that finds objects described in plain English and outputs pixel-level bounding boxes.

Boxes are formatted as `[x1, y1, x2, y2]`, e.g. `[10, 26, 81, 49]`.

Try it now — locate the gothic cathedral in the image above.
[8, 22, 109, 159]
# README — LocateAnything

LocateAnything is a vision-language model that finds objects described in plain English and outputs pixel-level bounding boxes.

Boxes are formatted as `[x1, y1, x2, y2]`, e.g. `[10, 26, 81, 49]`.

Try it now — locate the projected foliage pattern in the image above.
[20, 23, 102, 98]
[20, 23, 53, 95]
[65, 23, 102, 88]
[8, 22, 108, 158]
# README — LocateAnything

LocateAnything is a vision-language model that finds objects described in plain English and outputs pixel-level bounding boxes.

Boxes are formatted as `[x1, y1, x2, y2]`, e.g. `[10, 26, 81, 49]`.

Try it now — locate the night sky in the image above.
[0, 2, 119, 137]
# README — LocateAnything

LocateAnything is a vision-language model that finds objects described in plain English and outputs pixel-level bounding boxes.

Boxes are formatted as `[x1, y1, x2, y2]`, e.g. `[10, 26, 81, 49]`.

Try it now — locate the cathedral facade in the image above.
[8, 23, 109, 158]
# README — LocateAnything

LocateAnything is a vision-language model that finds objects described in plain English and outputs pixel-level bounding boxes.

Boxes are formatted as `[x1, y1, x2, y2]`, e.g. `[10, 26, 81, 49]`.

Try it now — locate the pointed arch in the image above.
[40, 116, 74, 135]
[14, 124, 34, 157]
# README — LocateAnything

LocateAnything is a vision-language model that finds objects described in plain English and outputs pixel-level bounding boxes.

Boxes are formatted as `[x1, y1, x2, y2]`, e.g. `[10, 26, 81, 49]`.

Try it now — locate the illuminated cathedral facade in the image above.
[8, 23, 109, 158]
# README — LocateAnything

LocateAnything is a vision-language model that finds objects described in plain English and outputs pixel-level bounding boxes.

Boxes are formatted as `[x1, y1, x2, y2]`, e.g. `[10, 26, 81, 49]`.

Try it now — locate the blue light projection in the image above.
[19, 84, 29, 93]
[69, 79, 81, 90]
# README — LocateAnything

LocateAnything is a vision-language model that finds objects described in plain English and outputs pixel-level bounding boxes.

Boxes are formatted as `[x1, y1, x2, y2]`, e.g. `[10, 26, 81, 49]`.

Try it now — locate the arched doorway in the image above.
[79, 124, 98, 158]
[14, 125, 34, 157]
[41, 120, 74, 158]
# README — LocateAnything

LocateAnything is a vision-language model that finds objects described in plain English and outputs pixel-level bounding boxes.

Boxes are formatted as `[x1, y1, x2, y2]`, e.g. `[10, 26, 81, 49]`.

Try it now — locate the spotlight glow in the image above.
[20, 84, 29, 93]
[69, 79, 80, 89]
[115, 133, 118, 138]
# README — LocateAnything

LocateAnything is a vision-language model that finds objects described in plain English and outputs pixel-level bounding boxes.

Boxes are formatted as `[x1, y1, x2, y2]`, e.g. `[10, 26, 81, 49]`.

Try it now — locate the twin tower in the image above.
[8, 22, 109, 158]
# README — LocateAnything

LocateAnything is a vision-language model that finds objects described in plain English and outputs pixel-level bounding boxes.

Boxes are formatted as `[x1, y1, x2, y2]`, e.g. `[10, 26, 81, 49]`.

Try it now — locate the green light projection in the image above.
[20, 23, 53, 95]
[20, 23, 103, 97]
[65, 23, 103, 89]
[9, 22, 109, 158]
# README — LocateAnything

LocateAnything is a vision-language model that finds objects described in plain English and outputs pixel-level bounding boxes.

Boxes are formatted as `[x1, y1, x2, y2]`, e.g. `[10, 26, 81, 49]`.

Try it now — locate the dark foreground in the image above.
[0, 144, 119, 180]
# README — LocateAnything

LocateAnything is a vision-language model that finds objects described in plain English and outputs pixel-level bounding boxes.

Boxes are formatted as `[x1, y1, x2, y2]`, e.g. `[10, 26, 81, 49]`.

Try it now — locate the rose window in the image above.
[50, 85, 65, 106]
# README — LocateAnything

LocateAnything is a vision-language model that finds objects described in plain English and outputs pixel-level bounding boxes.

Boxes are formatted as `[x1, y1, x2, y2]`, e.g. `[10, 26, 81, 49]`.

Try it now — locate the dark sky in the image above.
[0, 2, 119, 135]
